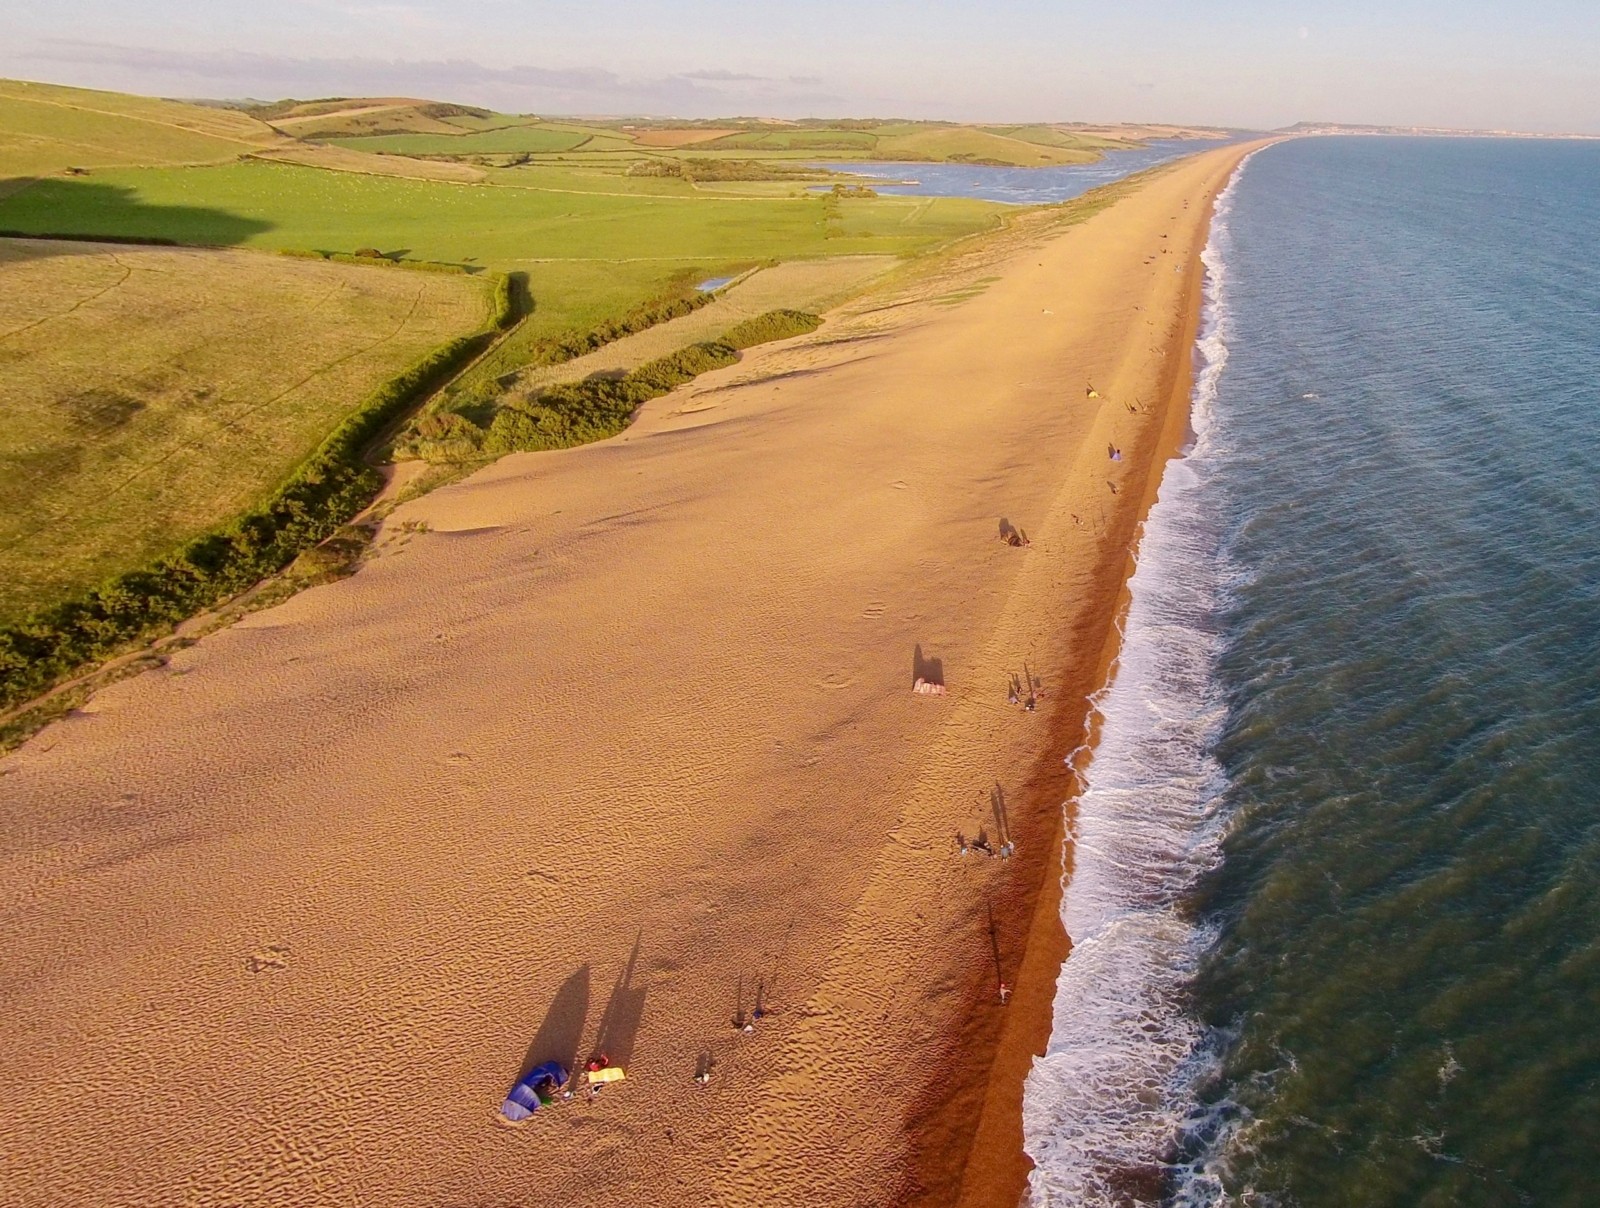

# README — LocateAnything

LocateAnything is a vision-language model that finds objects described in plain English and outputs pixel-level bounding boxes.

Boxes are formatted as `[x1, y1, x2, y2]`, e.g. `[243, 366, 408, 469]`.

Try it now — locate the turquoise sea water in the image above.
[1021, 137, 1600, 1204]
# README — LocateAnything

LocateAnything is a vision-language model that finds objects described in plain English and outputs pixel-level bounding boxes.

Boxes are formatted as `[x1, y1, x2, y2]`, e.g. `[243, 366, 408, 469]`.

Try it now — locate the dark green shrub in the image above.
[484, 341, 739, 457]
[721, 310, 822, 349]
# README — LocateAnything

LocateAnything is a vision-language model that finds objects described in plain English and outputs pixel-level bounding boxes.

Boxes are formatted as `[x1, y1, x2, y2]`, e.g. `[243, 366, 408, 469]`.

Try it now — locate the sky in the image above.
[3, 0, 1598, 132]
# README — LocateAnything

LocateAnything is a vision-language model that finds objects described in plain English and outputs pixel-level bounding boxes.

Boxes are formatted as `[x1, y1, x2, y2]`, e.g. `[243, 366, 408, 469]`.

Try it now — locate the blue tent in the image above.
[500, 1061, 570, 1122]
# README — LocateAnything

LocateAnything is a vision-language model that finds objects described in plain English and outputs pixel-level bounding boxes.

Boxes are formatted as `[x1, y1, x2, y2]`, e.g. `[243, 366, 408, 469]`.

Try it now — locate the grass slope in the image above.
[259, 99, 481, 138]
[274, 99, 1149, 169]
[0, 236, 490, 622]
[0, 78, 281, 179]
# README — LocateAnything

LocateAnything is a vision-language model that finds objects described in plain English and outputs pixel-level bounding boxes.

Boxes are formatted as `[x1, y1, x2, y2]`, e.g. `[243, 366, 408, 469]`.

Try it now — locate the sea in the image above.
[1018, 136, 1600, 1205]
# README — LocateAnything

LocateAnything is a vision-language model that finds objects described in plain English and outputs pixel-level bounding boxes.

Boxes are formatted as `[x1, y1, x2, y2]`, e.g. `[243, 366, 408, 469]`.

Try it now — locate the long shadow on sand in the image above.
[913, 643, 945, 688]
[520, 964, 590, 1077]
[592, 934, 648, 1068]
[991, 782, 1012, 851]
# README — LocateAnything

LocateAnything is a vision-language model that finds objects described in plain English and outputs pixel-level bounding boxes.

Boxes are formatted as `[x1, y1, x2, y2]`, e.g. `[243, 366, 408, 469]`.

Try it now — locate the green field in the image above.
[0, 160, 1002, 343]
[0, 237, 492, 624]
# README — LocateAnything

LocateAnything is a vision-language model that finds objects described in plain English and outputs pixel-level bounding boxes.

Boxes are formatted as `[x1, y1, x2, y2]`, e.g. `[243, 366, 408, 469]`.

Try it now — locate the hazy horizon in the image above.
[2, 2, 1598, 134]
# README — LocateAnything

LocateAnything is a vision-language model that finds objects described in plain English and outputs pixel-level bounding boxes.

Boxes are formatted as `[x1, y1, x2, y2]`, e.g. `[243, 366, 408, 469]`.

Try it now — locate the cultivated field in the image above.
[0, 236, 491, 623]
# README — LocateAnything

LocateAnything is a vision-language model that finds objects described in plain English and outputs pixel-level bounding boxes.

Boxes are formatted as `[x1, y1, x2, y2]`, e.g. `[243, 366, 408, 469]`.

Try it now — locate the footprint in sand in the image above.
[819, 671, 856, 690]
[890, 480, 908, 490]
[861, 602, 886, 619]
[246, 944, 290, 974]
[523, 869, 560, 886]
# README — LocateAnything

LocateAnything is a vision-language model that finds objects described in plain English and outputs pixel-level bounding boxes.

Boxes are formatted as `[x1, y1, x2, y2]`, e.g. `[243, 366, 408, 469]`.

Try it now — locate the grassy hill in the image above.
[0, 78, 283, 180]
[255, 97, 500, 138]
[309, 110, 1145, 168]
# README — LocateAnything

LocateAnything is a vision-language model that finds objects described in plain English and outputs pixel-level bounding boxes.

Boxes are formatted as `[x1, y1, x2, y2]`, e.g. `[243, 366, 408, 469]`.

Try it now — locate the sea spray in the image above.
[1020, 158, 1253, 1207]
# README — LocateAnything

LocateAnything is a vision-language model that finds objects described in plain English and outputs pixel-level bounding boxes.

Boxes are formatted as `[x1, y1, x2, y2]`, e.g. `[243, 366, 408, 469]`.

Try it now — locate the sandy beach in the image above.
[0, 140, 1264, 1206]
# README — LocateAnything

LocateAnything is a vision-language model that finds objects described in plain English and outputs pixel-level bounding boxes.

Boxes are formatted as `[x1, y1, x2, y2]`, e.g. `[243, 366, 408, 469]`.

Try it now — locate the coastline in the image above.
[0, 141, 1271, 1206]
[945, 140, 1269, 1207]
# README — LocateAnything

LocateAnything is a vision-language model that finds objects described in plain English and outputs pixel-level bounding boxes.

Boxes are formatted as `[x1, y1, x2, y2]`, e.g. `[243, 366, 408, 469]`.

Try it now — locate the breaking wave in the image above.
[1020, 156, 1254, 1207]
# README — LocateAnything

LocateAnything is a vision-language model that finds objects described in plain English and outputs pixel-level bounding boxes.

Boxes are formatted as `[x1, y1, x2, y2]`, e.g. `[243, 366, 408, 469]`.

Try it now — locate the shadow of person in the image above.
[991, 782, 1011, 848]
[913, 643, 945, 688]
[998, 517, 1017, 542]
[520, 964, 591, 1078]
[593, 933, 648, 1068]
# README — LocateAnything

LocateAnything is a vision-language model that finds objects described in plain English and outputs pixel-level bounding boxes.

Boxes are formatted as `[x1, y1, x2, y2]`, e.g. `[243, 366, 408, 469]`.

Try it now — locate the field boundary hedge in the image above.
[0, 272, 515, 714]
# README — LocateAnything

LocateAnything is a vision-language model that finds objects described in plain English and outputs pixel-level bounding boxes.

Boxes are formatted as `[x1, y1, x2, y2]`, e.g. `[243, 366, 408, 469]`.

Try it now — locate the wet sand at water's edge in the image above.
[0, 140, 1267, 1206]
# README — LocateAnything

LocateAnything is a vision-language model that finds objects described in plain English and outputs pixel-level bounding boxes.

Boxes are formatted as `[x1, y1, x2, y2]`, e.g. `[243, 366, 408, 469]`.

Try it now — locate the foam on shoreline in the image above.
[1020, 156, 1252, 1206]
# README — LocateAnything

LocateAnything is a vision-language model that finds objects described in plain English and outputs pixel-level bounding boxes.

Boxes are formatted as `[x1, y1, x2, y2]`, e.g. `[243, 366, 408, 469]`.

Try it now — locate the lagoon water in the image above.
[814, 138, 1227, 204]
[1020, 137, 1600, 1204]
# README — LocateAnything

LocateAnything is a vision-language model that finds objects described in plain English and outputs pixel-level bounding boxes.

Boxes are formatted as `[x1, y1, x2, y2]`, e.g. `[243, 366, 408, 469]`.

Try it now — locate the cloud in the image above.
[676, 68, 773, 82]
[20, 39, 840, 115]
